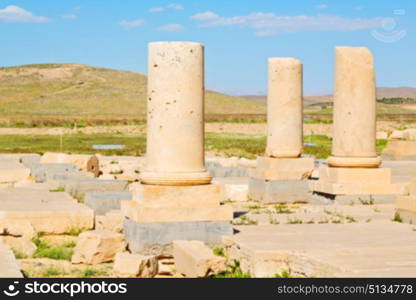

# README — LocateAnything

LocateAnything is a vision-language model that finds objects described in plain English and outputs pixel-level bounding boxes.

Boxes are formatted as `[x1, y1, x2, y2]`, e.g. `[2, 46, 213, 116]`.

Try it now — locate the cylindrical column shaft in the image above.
[328, 47, 381, 168]
[266, 58, 303, 158]
[141, 42, 211, 185]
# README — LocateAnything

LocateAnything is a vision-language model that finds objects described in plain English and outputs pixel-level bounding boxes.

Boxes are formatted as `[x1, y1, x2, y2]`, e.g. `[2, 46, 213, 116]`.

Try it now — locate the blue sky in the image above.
[0, 0, 414, 95]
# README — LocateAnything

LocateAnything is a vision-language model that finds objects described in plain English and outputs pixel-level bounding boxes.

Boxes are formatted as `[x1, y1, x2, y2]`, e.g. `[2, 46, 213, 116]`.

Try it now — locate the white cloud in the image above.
[191, 11, 383, 36]
[167, 4, 184, 10]
[316, 4, 329, 10]
[158, 23, 184, 32]
[190, 11, 219, 20]
[0, 5, 51, 23]
[62, 14, 77, 20]
[119, 19, 145, 29]
[149, 3, 184, 13]
[149, 7, 165, 13]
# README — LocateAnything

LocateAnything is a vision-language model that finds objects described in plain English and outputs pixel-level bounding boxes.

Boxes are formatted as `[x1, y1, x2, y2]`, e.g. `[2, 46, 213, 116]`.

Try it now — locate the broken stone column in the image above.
[123, 42, 232, 253]
[311, 47, 396, 203]
[140, 41, 211, 186]
[328, 47, 380, 168]
[249, 58, 314, 204]
[266, 58, 303, 158]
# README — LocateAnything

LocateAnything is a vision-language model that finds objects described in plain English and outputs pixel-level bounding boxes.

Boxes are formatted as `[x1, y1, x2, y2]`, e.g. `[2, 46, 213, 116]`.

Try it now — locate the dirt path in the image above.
[0, 121, 409, 136]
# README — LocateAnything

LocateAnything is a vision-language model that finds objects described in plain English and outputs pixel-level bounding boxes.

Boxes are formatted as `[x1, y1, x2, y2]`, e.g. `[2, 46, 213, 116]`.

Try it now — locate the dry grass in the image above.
[0, 64, 265, 125]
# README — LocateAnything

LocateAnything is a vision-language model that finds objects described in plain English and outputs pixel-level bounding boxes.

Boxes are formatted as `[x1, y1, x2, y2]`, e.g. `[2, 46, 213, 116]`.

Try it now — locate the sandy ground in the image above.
[0, 121, 411, 136]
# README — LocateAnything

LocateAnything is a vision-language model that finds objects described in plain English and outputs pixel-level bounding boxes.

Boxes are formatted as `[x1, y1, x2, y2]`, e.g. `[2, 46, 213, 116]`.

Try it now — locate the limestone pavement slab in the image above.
[223, 222, 416, 278]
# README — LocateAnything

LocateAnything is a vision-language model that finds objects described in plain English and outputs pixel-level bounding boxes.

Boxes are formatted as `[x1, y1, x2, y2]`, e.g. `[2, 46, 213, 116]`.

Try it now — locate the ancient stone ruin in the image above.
[1, 43, 416, 278]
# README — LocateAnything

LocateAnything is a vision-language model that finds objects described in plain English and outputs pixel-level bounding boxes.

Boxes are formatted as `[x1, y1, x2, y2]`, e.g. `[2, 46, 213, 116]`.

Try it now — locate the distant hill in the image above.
[242, 87, 416, 106]
[242, 95, 333, 106]
[377, 87, 416, 99]
[0, 64, 265, 124]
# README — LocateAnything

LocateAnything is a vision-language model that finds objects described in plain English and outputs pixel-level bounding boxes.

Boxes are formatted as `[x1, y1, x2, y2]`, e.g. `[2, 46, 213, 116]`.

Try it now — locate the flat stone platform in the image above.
[0, 187, 94, 234]
[223, 221, 416, 278]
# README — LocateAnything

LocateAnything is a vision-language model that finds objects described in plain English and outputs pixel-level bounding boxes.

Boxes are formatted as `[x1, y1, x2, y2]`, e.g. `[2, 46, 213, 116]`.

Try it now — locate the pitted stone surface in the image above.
[141, 41, 211, 186]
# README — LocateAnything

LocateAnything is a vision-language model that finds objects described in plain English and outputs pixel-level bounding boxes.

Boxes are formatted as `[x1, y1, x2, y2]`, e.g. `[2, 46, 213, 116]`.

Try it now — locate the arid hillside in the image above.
[0, 64, 266, 125]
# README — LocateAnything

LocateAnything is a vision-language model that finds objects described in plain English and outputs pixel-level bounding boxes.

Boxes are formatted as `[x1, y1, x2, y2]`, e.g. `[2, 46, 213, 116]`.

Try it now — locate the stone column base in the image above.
[310, 166, 397, 196]
[124, 219, 232, 254]
[121, 183, 233, 252]
[250, 156, 315, 181]
[327, 156, 381, 168]
[248, 178, 312, 204]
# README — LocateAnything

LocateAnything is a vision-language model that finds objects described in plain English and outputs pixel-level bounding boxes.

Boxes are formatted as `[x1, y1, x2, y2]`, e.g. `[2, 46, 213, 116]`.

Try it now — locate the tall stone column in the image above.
[249, 57, 314, 204]
[311, 47, 396, 200]
[140, 42, 211, 186]
[328, 47, 381, 168]
[266, 58, 303, 158]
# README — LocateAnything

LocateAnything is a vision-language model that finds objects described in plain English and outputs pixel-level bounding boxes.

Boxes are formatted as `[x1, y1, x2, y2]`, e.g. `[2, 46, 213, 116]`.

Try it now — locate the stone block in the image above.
[124, 219, 233, 253]
[376, 131, 388, 139]
[1, 236, 37, 257]
[390, 130, 405, 140]
[396, 196, 416, 211]
[58, 179, 129, 200]
[405, 179, 416, 195]
[130, 183, 221, 208]
[396, 209, 416, 224]
[72, 230, 126, 265]
[0, 242, 23, 278]
[311, 193, 395, 205]
[173, 240, 226, 277]
[30, 163, 77, 183]
[95, 210, 125, 233]
[207, 166, 249, 178]
[250, 157, 314, 181]
[85, 192, 132, 215]
[311, 166, 397, 195]
[0, 188, 94, 234]
[50, 171, 95, 181]
[248, 178, 312, 204]
[99, 174, 116, 180]
[121, 200, 233, 223]
[318, 166, 391, 184]
[0, 159, 30, 183]
[395, 195, 416, 223]
[311, 180, 397, 195]
[222, 183, 248, 202]
[0, 220, 36, 238]
[20, 154, 41, 168]
[113, 252, 158, 278]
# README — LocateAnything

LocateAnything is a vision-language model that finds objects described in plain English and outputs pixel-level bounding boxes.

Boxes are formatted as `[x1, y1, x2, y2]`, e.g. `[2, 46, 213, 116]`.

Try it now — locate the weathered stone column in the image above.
[311, 47, 396, 200]
[328, 47, 381, 168]
[266, 58, 303, 158]
[249, 57, 314, 204]
[140, 42, 211, 186]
